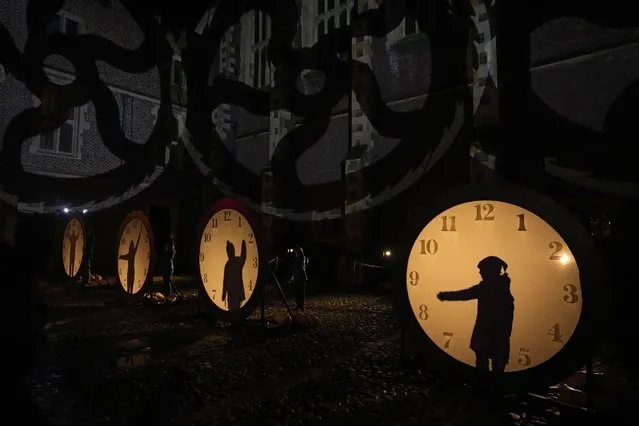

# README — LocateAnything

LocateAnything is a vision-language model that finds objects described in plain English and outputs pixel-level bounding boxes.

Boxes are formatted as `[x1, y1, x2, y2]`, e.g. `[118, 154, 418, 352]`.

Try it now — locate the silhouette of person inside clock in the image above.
[222, 240, 246, 311]
[437, 256, 514, 373]
[67, 229, 79, 277]
[119, 229, 142, 294]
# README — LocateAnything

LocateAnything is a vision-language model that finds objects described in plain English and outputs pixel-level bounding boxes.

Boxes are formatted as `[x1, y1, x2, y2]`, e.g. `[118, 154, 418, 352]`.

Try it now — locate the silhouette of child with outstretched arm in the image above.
[222, 240, 247, 310]
[437, 256, 514, 373]
[119, 229, 142, 294]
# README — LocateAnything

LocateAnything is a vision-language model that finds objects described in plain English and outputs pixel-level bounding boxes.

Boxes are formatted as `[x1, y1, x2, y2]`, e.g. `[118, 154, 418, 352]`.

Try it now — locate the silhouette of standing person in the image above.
[290, 244, 308, 312]
[437, 256, 514, 373]
[222, 240, 246, 310]
[163, 234, 181, 299]
[67, 230, 79, 277]
[119, 229, 142, 294]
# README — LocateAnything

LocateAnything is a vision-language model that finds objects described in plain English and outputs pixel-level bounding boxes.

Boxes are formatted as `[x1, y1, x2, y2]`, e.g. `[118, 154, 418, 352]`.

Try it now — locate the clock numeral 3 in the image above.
[441, 216, 456, 232]
[563, 284, 579, 304]
[418, 304, 428, 320]
[443, 332, 453, 349]
[224, 210, 231, 221]
[548, 323, 563, 343]
[474, 203, 495, 221]
[408, 271, 419, 286]
[548, 241, 563, 260]
[518, 348, 531, 366]
[203, 273, 208, 283]
[203, 232, 212, 243]
[517, 214, 527, 231]
[252, 257, 258, 268]
[419, 239, 438, 255]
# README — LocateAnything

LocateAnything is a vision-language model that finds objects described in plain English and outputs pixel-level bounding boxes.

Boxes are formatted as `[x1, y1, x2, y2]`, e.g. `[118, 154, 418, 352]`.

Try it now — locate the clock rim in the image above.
[196, 197, 265, 323]
[115, 210, 156, 298]
[392, 182, 607, 393]
[60, 214, 86, 280]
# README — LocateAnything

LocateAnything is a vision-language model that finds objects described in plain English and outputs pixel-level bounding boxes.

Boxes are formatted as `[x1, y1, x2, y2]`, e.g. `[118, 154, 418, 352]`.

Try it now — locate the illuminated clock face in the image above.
[406, 200, 582, 373]
[117, 214, 152, 295]
[199, 208, 259, 311]
[62, 218, 85, 278]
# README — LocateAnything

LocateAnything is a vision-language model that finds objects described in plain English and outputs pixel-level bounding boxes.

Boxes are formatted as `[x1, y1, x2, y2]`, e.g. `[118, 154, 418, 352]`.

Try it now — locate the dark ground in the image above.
[25, 279, 639, 426]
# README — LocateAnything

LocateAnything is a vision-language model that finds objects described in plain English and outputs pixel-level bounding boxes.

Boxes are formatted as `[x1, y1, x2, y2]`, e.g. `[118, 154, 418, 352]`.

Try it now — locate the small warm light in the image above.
[383, 250, 392, 257]
[559, 254, 571, 265]
[82, 209, 88, 214]
[63, 208, 69, 213]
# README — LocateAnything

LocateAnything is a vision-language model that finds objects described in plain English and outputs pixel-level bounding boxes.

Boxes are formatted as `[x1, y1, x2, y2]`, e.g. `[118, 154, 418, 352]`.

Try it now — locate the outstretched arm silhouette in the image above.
[438, 285, 481, 301]
[119, 253, 127, 260]
[240, 240, 247, 265]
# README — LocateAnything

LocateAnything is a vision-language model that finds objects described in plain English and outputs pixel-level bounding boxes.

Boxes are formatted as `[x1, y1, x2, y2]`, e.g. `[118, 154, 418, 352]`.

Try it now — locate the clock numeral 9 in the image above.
[443, 332, 453, 349]
[474, 203, 495, 221]
[563, 284, 579, 304]
[203, 232, 212, 243]
[418, 304, 428, 320]
[224, 210, 231, 221]
[203, 273, 208, 283]
[408, 271, 419, 286]
[419, 239, 438, 255]
[200, 253, 205, 262]
[548, 323, 563, 343]
[441, 216, 456, 232]
[518, 348, 531, 366]
[252, 257, 258, 268]
[548, 241, 563, 260]
[248, 232, 254, 243]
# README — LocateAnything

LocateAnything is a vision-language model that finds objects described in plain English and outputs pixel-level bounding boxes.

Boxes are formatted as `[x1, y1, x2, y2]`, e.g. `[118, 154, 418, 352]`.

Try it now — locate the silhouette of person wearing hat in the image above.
[222, 240, 246, 310]
[437, 256, 514, 373]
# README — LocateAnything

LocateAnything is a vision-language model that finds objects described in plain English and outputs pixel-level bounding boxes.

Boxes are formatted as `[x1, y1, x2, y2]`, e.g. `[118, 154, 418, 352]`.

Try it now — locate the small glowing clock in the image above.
[197, 198, 263, 322]
[396, 183, 605, 392]
[62, 217, 85, 279]
[116, 210, 154, 295]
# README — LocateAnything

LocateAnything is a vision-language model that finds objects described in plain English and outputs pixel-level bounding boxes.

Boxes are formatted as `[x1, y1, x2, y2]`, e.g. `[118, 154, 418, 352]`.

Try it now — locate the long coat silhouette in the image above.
[119, 230, 142, 294]
[437, 256, 514, 372]
[67, 230, 79, 277]
[222, 240, 247, 310]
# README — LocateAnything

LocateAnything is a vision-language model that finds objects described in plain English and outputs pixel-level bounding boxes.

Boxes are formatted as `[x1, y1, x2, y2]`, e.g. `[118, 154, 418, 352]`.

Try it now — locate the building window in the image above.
[171, 57, 185, 87]
[354, 123, 364, 132]
[478, 33, 485, 43]
[328, 0, 335, 10]
[46, 12, 84, 35]
[39, 106, 80, 156]
[479, 52, 488, 64]
[253, 11, 270, 88]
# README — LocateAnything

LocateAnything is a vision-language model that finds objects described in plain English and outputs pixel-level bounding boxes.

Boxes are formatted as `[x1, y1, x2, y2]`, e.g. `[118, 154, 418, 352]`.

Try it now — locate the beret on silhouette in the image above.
[478, 256, 508, 272]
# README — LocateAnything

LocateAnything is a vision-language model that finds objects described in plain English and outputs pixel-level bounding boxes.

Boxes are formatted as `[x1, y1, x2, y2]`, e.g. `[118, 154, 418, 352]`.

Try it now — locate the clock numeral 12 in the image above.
[548, 323, 563, 343]
[474, 203, 495, 221]
[419, 239, 438, 255]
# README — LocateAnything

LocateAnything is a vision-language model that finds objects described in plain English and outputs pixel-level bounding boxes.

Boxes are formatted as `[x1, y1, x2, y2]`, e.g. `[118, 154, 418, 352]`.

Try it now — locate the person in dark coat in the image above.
[222, 240, 246, 310]
[163, 234, 181, 299]
[290, 244, 308, 312]
[437, 256, 514, 373]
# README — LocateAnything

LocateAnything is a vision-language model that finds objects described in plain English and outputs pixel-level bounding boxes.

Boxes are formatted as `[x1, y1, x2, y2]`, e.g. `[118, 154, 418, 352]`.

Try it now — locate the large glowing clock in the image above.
[197, 198, 263, 322]
[62, 217, 85, 279]
[396, 183, 605, 392]
[116, 210, 154, 296]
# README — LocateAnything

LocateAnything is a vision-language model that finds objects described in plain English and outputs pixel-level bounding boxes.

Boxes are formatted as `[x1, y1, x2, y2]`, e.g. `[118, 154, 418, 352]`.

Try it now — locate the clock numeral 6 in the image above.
[443, 332, 453, 349]
[203, 273, 208, 283]
[419, 239, 438, 255]
[418, 304, 428, 320]
[408, 271, 419, 286]
[563, 284, 579, 304]
[203, 232, 212, 243]
[474, 203, 495, 221]
[200, 253, 205, 262]
[224, 210, 231, 221]
[548, 322, 563, 343]
[518, 348, 531, 366]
